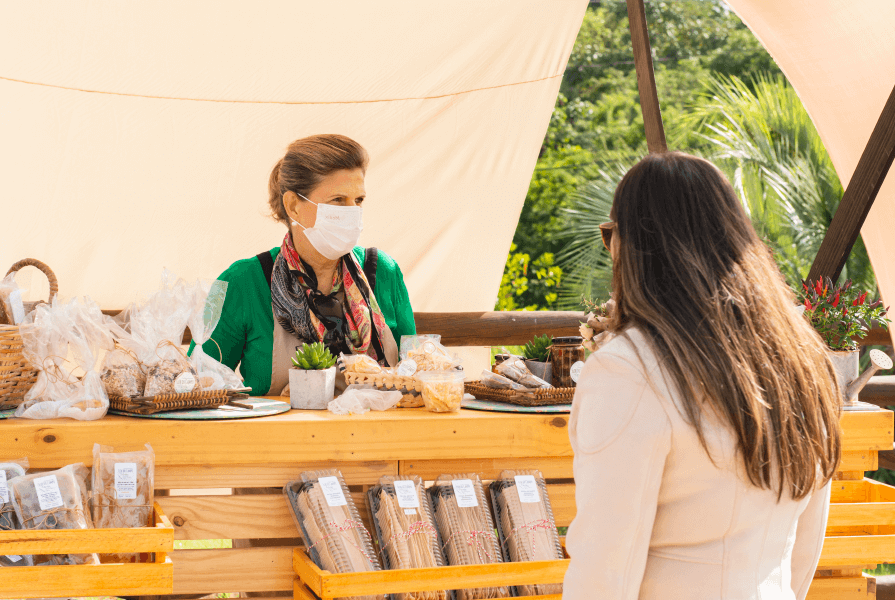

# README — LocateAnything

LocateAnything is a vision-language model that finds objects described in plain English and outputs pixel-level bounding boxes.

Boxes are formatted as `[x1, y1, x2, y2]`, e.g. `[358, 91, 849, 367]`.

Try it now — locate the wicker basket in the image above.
[109, 388, 251, 415]
[464, 381, 575, 407]
[0, 259, 59, 409]
[343, 371, 424, 408]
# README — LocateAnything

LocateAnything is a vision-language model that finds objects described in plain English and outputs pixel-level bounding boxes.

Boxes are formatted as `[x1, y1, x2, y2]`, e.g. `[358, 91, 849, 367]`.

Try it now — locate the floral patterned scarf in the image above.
[271, 233, 389, 363]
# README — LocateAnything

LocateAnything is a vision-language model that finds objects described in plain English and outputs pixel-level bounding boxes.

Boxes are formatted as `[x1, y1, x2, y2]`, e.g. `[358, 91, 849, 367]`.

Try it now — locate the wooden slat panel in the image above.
[159, 492, 371, 541]
[414, 311, 584, 347]
[172, 547, 294, 594]
[806, 576, 871, 600]
[828, 502, 895, 528]
[832, 480, 871, 503]
[625, 0, 666, 153]
[840, 450, 876, 472]
[156, 460, 398, 489]
[546, 483, 576, 528]
[400, 457, 573, 481]
[0, 527, 171, 555]
[0, 559, 173, 599]
[817, 534, 895, 567]
[841, 411, 894, 452]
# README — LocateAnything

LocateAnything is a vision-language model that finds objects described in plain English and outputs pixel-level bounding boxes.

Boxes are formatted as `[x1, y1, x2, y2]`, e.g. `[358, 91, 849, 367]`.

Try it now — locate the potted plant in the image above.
[799, 278, 889, 398]
[289, 342, 338, 410]
[522, 334, 553, 384]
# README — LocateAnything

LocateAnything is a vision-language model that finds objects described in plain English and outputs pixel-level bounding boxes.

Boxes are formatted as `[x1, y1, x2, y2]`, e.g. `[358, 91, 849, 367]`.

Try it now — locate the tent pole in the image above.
[808, 82, 895, 283]
[626, 0, 666, 153]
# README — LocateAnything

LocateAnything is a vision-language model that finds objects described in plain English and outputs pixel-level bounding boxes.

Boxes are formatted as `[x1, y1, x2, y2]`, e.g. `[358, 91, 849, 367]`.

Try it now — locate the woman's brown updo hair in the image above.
[268, 134, 370, 224]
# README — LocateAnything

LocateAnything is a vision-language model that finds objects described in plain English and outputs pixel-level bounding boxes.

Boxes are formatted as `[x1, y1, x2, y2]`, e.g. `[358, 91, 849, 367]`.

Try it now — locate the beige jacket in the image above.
[563, 328, 830, 600]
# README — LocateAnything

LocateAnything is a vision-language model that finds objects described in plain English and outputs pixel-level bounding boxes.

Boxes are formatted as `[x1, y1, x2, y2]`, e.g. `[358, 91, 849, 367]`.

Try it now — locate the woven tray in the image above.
[464, 381, 575, 407]
[343, 371, 424, 407]
[109, 388, 251, 415]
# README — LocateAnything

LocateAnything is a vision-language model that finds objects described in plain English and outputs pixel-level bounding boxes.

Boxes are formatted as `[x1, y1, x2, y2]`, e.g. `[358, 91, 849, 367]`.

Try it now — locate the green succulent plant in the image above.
[523, 334, 552, 363]
[291, 342, 337, 370]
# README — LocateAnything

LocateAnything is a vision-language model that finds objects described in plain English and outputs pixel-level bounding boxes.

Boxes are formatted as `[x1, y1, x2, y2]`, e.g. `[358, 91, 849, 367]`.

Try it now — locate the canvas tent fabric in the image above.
[0, 0, 588, 311]
[726, 0, 895, 310]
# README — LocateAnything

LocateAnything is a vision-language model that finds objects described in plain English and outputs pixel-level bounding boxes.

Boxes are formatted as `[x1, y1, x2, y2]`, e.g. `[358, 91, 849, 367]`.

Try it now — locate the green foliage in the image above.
[291, 342, 337, 370]
[522, 335, 553, 363]
[798, 279, 889, 351]
[495, 243, 562, 311]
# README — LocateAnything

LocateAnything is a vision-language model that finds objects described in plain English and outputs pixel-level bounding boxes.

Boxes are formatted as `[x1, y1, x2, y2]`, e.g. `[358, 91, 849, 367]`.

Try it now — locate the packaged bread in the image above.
[418, 371, 465, 413]
[490, 470, 563, 596]
[0, 459, 30, 567]
[368, 475, 447, 600]
[429, 474, 509, 600]
[339, 353, 383, 374]
[100, 344, 146, 398]
[479, 370, 527, 391]
[9, 463, 99, 566]
[495, 357, 552, 389]
[92, 443, 155, 563]
[400, 335, 458, 372]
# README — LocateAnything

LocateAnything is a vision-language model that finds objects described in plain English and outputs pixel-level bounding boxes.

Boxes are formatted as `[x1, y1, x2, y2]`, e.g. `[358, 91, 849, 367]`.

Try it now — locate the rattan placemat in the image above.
[109, 397, 290, 420]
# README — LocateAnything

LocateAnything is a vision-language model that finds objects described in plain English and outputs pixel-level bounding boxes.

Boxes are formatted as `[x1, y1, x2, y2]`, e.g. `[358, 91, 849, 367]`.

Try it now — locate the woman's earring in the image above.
[291, 220, 298, 226]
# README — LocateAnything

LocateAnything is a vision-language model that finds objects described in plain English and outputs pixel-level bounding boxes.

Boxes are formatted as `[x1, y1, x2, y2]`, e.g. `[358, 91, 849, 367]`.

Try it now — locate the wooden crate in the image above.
[293, 547, 567, 600]
[0, 501, 174, 599]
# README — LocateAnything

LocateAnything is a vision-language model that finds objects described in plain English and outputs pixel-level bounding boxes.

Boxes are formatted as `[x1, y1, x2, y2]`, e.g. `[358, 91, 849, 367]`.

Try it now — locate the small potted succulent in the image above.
[289, 342, 338, 410]
[522, 334, 553, 384]
[799, 278, 890, 399]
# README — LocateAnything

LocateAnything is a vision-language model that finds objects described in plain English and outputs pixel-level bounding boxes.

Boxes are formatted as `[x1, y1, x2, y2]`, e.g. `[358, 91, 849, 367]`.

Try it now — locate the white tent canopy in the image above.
[0, 0, 588, 311]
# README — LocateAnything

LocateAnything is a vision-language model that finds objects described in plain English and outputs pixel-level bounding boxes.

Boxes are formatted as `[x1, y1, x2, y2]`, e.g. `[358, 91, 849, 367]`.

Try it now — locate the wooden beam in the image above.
[414, 311, 585, 346]
[808, 82, 895, 282]
[626, 0, 667, 153]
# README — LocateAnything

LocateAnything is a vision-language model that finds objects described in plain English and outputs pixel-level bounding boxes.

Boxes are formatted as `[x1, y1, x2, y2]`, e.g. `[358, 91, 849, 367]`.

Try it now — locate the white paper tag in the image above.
[318, 476, 347, 507]
[397, 359, 418, 377]
[115, 462, 138, 500]
[514, 475, 540, 503]
[0, 471, 8, 504]
[8, 290, 25, 325]
[33, 475, 64, 511]
[403, 508, 418, 515]
[393, 480, 420, 508]
[570, 361, 585, 383]
[5, 555, 22, 563]
[174, 372, 197, 393]
[451, 479, 478, 508]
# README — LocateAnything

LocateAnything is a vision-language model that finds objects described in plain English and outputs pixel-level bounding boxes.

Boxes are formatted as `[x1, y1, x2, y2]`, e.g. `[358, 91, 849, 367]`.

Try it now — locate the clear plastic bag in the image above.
[327, 385, 402, 415]
[188, 280, 243, 391]
[0, 273, 25, 326]
[338, 353, 383, 374]
[100, 344, 146, 398]
[495, 357, 552, 389]
[0, 458, 31, 567]
[479, 370, 527, 391]
[17, 297, 115, 420]
[399, 335, 461, 372]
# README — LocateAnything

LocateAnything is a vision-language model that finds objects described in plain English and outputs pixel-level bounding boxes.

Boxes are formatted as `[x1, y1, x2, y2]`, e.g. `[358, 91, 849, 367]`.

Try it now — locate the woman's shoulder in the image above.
[218, 248, 280, 284]
[352, 247, 405, 276]
[594, 326, 661, 378]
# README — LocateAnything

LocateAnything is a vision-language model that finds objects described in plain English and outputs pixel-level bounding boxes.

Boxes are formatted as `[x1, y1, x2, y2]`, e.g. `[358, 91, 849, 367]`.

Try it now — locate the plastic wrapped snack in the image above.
[0, 273, 25, 326]
[188, 279, 244, 391]
[10, 463, 99, 566]
[400, 335, 458, 372]
[429, 474, 509, 600]
[92, 444, 155, 563]
[418, 371, 465, 413]
[368, 475, 447, 600]
[100, 344, 146, 398]
[495, 357, 552, 389]
[0, 458, 31, 567]
[339, 353, 383, 374]
[490, 470, 563, 596]
[327, 385, 402, 415]
[284, 470, 384, 600]
[479, 370, 527, 391]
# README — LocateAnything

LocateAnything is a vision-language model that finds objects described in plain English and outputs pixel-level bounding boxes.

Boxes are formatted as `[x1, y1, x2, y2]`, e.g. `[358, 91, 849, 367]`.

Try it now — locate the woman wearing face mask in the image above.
[196, 134, 415, 396]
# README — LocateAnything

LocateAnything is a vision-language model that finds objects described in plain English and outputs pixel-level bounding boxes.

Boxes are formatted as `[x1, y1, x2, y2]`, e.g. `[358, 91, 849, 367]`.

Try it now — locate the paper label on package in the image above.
[397, 359, 417, 377]
[174, 372, 197, 393]
[318, 476, 347, 506]
[115, 462, 138, 500]
[5, 555, 22, 562]
[403, 508, 417, 515]
[570, 361, 585, 383]
[33, 475, 64, 511]
[8, 290, 24, 325]
[0, 471, 8, 504]
[514, 475, 540, 503]
[451, 479, 478, 507]
[393, 480, 420, 508]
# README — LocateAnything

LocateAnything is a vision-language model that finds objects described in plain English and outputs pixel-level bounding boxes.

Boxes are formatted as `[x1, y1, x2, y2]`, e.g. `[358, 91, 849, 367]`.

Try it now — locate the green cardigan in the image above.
[197, 246, 416, 395]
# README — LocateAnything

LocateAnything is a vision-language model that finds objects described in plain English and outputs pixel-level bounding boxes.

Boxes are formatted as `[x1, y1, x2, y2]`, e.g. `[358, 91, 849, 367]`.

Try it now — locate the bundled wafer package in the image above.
[367, 475, 447, 600]
[495, 357, 552, 389]
[284, 469, 384, 600]
[428, 474, 510, 600]
[9, 463, 99, 566]
[0, 458, 31, 567]
[92, 443, 156, 563]
[489, 470, 563, 596]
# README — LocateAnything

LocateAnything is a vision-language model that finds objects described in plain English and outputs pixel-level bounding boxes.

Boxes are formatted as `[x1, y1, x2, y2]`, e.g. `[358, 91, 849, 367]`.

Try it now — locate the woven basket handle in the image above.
[5, 258, 59, 304]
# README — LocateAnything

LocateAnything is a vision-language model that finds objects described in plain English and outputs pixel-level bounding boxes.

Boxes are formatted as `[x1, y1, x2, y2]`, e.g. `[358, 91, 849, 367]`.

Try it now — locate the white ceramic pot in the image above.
[289, 366, 336, 410]
[828, 349, 859, 400]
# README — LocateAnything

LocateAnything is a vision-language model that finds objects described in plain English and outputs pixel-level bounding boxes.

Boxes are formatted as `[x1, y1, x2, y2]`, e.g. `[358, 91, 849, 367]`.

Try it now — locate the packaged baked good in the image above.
[0, 459, 31, 567]
[187, 279, 243, 391]
[400, 335, 458, 372]
[490, 470, 563, 596]
[429, 474, 509, 600]
[418, 371, 464, 413]
[284, 470, 384, 600]
[368, 475, 447, 600]
[92, 443, 155, 563]
[479, 370, 527, 391]
[495, 357, 552, 389]
[0, 273, 25, 326]
[100, 344, 146, 398]
[9, 463, 99, 566]
[339, 353, 383, 374]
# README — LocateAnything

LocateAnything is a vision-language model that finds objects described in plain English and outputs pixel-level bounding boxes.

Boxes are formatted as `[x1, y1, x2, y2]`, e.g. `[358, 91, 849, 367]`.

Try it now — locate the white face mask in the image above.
[292, 192, 364, 260]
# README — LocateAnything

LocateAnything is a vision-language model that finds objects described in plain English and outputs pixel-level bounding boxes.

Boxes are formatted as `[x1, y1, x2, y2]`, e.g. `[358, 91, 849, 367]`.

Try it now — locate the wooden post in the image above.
[808, 82, 895, 283]
[626, 0, 667, 153]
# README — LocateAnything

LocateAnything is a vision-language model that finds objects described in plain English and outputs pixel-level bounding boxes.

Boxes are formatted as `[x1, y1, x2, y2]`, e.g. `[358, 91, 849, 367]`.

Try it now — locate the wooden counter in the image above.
[0, 403, 892, 599]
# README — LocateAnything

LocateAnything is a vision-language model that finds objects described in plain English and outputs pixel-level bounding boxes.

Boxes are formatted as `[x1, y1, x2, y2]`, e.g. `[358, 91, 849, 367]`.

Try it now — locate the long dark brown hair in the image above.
[610, 152, 840, 500]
